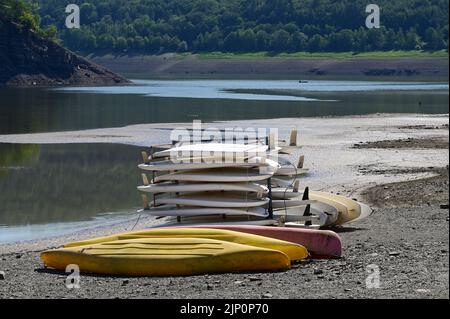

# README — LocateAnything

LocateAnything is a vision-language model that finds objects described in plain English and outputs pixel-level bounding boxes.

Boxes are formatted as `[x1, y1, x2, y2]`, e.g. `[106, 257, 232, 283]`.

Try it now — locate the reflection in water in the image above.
[0, 83, 448, 134]
[0, 143, 143, 228]
[0, 144, 41, 177]
[62, 79, 449, 95]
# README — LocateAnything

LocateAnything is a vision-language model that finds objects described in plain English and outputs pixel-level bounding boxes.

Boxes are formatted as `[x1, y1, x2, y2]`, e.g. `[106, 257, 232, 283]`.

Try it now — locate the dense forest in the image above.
[0, 0, 56, 38]
[20, 0, 450, 53]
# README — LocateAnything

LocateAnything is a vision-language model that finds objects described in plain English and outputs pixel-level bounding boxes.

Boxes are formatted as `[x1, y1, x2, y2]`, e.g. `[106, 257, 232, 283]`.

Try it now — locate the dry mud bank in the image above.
[92, 56, 449, 80]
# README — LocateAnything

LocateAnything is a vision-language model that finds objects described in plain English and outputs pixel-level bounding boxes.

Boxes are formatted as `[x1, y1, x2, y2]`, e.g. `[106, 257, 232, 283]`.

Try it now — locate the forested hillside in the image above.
[34, 0, 449, 54]
[0, 0, 129, 86]
[0, 0, 56, 38]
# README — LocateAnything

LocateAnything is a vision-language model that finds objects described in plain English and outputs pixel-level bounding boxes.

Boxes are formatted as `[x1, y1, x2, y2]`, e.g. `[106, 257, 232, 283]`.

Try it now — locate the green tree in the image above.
[115, 36, 128, 52]
[43, 24, 57, 39]
[133, 36, 146, 50]
[291, 31, 308, 51]
[328, 29, 354, 51]
[404, 29, 421, 50]
[28, 0, 450, 53]
[308, 34, 328, 51]
[98, 35, 116, 50]
[424, 27, 443, 50]
[270, 29, 291, 51]
[366, 28, 385, 50]
[177, 40, 188, 52]
[223, 31, 238, 51]
[239, 29, 257, 51]
[1, 0, 40, 31]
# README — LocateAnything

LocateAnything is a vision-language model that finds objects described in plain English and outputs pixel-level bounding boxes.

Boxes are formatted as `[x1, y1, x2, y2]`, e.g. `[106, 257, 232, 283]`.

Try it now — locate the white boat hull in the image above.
[155, 168, 274, 183]
[140, 206, 269, 217]
[138, 182, 268, 194]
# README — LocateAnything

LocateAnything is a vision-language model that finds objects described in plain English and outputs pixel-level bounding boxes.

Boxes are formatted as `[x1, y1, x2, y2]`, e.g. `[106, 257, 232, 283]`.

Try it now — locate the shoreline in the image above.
[0, 113, 448, 298]
[92, 55, 449, 81]
[0, 112, 448, 144]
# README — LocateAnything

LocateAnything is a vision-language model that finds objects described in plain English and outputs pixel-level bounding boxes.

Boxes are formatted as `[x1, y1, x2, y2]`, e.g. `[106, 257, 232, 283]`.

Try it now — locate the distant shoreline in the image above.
[92, 53, 449, 81]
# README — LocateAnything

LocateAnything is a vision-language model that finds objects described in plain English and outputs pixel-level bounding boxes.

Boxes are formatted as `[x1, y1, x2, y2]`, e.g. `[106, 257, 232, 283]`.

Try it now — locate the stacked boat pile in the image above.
[40, 130, 372, 277]
[136, 130, 370, 228]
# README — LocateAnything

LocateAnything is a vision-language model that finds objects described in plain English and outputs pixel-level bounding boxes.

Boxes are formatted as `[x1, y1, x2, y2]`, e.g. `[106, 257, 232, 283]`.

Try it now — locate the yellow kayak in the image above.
[41, 237, 291, 276]
[310, 192, 361, 225]
[64, 228, 309, 261]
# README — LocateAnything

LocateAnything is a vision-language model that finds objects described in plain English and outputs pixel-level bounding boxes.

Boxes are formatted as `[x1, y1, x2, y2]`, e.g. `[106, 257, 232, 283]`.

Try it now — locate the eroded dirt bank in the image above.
[92, 55, 449, 80]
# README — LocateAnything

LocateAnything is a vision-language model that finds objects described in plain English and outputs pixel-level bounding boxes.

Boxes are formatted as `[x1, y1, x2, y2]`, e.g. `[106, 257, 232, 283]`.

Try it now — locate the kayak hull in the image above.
[184, 225, 342, 258]
[138, 182, 268, 194]
[63, 228, 309, 262]
[42, 237, 293, 276]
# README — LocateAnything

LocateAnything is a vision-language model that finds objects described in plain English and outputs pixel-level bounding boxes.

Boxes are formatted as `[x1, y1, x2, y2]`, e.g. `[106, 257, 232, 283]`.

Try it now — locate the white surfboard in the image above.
[273, 213, 323, 227]
[138, 182, 269, 195]
[271, 188, 302, 199]
[275, 167, 309, 177]
[143, 207, 330, 228]
[273, 203, 338, 227]
[156, 215, 278, 227]
[140, 206, 269, 218]
[154, 192, 270, 208]
[271, 177, 297, 188]
[154, 168, 274, 183]
[271, 199, 317, 209]
[139, 157, 279, 172]
[152, 143, 281, 159]
[152, 154, 253, 164]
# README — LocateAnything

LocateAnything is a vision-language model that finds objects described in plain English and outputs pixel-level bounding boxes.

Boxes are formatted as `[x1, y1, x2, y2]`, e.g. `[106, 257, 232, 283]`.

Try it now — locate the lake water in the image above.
[0, 79, 448, 243]
[0, 80, 448, 134]
[0, 143, 143, 243]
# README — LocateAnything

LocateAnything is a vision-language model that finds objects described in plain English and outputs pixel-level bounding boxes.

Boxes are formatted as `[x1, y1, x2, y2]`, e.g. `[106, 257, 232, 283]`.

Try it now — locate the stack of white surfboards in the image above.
[136, 130, 371, 228]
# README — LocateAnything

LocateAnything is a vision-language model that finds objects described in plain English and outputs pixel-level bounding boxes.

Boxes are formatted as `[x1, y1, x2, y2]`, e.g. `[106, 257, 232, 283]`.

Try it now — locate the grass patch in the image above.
[86, 50, 449, 60]
[192, 50, 449, 60]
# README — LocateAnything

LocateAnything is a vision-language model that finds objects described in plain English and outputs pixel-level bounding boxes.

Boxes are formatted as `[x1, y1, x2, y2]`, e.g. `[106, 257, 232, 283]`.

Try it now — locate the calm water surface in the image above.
[0, 143, 143, 243]
[0, 79, 448, 243]
[0, 80, 448, 134]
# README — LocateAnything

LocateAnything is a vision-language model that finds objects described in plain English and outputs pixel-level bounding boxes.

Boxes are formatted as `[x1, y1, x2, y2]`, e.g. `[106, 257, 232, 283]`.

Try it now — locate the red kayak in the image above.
[177, 225, 342, 258]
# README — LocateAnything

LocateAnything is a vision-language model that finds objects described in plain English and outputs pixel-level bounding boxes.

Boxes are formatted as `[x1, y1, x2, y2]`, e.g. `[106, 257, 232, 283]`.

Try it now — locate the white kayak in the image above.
[138, 182, 268, 195]
[152, 143, 281, 159]
[345, 202, 373, 224]
[140, 206, 269, 218]
[143, 205, 334, 228]
[154, 168, 274, 183]
[154, 192, 270, 208]
[139, 157, 279, 172]
[293, 191, 366, 225]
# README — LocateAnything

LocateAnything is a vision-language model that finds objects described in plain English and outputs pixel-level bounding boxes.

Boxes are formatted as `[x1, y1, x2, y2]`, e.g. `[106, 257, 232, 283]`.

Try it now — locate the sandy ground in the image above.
[0, 113, 448, 299]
